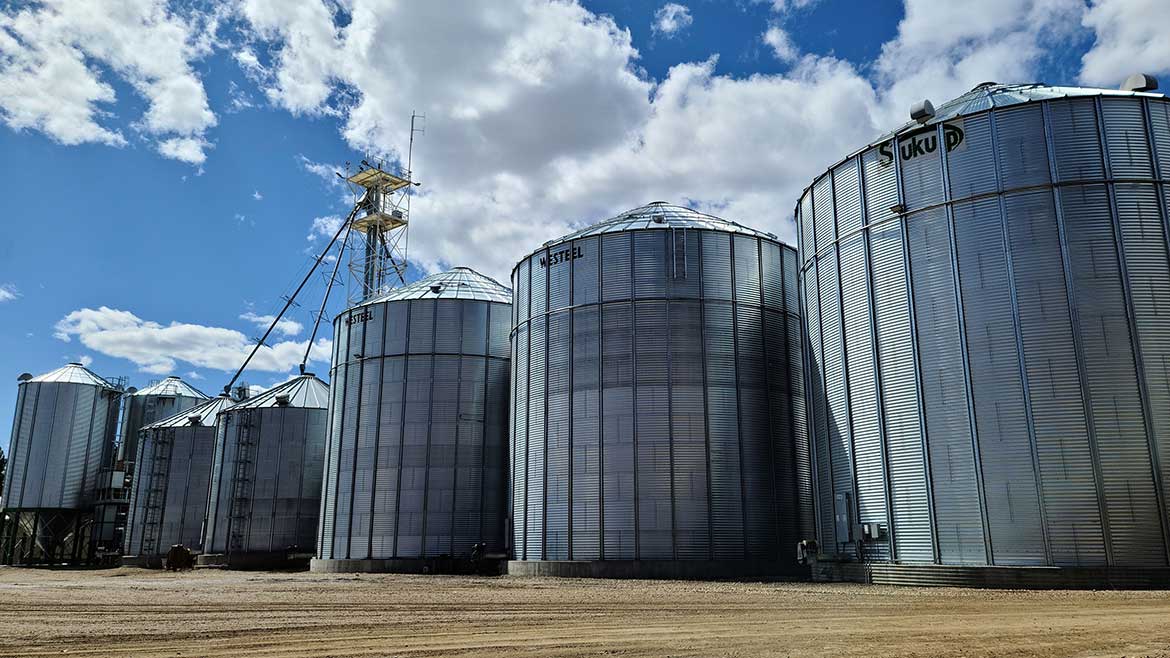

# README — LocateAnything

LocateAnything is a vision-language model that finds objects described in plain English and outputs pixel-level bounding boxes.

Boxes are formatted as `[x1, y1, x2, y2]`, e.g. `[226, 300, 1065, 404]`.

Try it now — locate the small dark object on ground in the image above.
[165, 545, 194, 571]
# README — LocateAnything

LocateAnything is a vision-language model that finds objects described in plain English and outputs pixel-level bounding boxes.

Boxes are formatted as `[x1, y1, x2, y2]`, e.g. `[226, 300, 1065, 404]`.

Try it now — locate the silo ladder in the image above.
[140, 430, 174, 555]
[228, 415, 256, 554]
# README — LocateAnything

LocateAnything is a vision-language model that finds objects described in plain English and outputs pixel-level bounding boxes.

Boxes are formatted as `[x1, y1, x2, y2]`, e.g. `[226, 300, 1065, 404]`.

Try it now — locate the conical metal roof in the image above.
[144, 394, 236, 429]
[550, 202, 777, 246]
[130, 375, 208, 399]
[27, 362, 116, 389]
[873, 81, 1166, 147]
[356, 267, 511, 305]
[224, 373, 330, 411]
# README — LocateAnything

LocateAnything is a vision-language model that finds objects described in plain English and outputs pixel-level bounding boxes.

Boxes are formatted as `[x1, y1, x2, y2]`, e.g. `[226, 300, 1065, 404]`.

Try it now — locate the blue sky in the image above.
[0, 0, 1166, 454]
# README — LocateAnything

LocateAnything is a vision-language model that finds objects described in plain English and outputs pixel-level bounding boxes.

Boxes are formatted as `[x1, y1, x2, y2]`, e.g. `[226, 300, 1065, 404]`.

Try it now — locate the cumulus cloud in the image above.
[53, 306, 330, 376]
[159, 136, 211, 164]
[252, 189, 264, 200]
[763, 25, 799, 62]
[873, 0, 1084, 126]
[240, 310, 304, 337]
[0, 0, 218, 163]
[299, 155, 343, 184]
[652, 4, 693, 37]
[1080, 0, 1170, 86]
[78, 355, 93, 367]
[0, 283, 18, 302]
[307, 214, 345, 242]
[234, 0, 1095, 281]
[6, 0, 1134, 285]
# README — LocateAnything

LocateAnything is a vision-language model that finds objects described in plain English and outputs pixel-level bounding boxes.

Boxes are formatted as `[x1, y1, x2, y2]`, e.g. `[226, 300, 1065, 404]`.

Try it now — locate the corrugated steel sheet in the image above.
[203, 405, 327, 555]
[511, 206, 807, 566]
[798, 87, 1170, 574]
[952, 197, 1044, 565]
[907, 207, 985, 564]
[317, 278, 512, 562]
[869, 221, 934, 563]
[5, 373, 119, 511]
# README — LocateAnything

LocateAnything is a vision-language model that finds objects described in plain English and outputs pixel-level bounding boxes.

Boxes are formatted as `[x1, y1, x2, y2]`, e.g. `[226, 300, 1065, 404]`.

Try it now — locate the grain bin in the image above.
[200, 374, 328, 568]
[122, 394, 235, 564]
[93, 375, 207, 553]
[798, 81, 1170, 587]
[117, 376, 207, 467]
[313, 267, 512, 573]
[508, 202, 812, 578]
[1, 363, 121, 564]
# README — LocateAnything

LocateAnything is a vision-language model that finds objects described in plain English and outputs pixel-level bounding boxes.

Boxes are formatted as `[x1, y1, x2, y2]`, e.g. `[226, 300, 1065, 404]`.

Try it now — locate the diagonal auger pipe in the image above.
[299, 220, 353, 374]
[222, 203, 360, 395]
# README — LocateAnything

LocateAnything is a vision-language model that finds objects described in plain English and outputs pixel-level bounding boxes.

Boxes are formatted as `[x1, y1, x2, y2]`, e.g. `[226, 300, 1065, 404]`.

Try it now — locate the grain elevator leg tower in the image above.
[345, 161, 414, 305]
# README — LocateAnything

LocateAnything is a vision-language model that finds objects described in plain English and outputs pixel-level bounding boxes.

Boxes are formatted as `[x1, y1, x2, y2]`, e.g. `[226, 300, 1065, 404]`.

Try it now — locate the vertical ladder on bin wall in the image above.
[228, 413, 256, 554]
[140, 430, 173, 554]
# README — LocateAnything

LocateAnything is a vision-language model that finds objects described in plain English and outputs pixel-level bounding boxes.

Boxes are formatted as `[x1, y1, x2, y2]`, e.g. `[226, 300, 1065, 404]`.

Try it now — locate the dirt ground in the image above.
[0, 567, 1167, 658]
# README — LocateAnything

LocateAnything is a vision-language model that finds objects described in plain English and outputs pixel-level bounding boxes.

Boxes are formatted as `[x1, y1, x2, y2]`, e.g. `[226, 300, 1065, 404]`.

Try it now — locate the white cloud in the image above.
[1080, 0, 1170, 87]
[0, 0, 218, 163]
[78, 355, 93, 367]
[763, 25, 799, 62]
[159, 136, 211, 164]
[5, 0, 1120, 287]
[307, 214, 344, 242]
[873, 0, 1084, 126]
[0, 283, 18, 302]
[186, 370, 203, 380]
[227, 80, 257, 113]
[253, 189, 264, 200]
[759, 0, 820, 13]
[299, 155, 343, 185]
[53, 306, 330, 375]
[652, 3, 693, 37]
[240, 310, 304, 337]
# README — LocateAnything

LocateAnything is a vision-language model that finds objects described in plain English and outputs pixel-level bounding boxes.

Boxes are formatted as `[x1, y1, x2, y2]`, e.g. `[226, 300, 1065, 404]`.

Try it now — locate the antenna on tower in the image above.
[403, 112, 424, 290]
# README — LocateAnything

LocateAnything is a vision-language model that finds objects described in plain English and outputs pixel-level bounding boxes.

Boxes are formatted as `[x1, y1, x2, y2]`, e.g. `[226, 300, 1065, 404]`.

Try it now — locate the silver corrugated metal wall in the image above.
[3, 377, 119, 511]
[511, 221, 812, 567]
[203, 406, 327, 555]
[316, 295, 512, 561]
[124, 423, 218, 556]
[120, 386, 206, 553]
[118, 389, 204, 468]
[799, 87, 1170, 568]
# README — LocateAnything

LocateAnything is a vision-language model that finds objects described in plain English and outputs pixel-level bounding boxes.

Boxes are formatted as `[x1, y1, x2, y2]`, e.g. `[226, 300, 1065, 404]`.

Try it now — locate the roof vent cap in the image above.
[652, 214, 666, 224]
[910, 99, 935, 124]
[67, 362, 83, 367]
[1121, 73, 1158, 92]
[430, 284, 443, 294]
[187, 414, 202, 426]
[275, 393, 291, 407]
[17, 372, 32, 382]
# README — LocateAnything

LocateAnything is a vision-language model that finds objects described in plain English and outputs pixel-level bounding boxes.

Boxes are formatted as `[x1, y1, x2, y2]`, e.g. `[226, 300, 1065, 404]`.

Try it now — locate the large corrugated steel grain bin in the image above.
[313, 267, 512, 573]
[799, 81, 1170, 587]
[509, 202, 812, 579]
